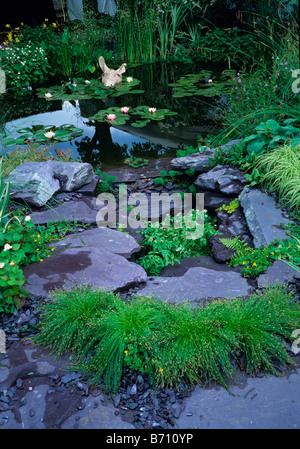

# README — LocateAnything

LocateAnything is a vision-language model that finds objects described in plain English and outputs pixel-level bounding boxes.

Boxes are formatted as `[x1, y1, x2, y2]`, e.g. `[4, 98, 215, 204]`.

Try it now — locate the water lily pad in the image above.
[36, 77, 144, 101]
[169, 70, 236, 98]
[90, 105, 177, 128]
[3, 124, 84, 147]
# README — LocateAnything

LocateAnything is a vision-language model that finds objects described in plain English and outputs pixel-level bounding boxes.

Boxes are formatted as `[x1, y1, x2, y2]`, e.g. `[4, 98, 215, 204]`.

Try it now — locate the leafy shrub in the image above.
[0, 43, 51, 95]
[242, 119, 300, 157]
[137, 209, 218, 275]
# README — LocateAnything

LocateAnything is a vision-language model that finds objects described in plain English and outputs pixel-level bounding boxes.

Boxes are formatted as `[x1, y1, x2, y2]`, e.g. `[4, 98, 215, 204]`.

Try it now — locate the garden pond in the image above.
[0, 61, 233, 170]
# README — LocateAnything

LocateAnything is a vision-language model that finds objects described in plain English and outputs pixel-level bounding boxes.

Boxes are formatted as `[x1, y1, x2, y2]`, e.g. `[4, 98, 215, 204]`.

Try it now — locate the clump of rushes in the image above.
[34, 285, 300, 394]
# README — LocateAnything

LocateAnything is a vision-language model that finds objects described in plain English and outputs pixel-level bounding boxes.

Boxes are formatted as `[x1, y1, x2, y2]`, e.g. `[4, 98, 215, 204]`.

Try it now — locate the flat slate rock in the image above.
[170, 140, 242, 173]
[257, 260, 298, 288]
[30, 197, 105, 225]
[49, 227, 141, 258]
[239, 188, 291, 248]
[22, 247, 147, 299]
[137, 266, 252, 304]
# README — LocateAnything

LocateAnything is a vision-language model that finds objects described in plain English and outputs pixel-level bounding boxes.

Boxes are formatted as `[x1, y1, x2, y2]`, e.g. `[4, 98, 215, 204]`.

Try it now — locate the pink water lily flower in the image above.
[148, 107, 157, 113]
[107, 114, 116, 121]
[120, 107, 129, 113]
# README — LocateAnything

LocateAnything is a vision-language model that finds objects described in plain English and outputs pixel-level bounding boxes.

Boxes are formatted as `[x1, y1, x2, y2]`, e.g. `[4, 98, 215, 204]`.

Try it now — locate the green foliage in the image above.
[3, 124, 83, 148]
[169, 70, 235, 98]
[94, 170, 117, 195]
[0, 158, 10, 227]
[0, 43, 51, 96]
[34, 285, 300, 393]
[0, 215, 86, 314]
[91, 105, 177, 128]
[221, 221, 300, 278]
[36, 77, 143, 101]
[137, 209, 218, 275]
[124, 157, 149, 168]
[189, 27, 256, 65]
[216, 199, 239, 214]
[1, 145, 74, 177]
[242, 119, 300, 157]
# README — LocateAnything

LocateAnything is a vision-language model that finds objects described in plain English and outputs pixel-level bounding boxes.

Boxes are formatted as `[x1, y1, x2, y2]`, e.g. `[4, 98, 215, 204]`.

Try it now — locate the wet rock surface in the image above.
[2, 152, 300, 429]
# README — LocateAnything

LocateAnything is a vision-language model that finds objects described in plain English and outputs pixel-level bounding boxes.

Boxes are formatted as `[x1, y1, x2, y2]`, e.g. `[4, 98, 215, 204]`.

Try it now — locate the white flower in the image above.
[0, 262, 5, 269]
[3, 244, 12, 251]
[72, 83, 77, 87]
[85, 80, 91, 84]
[148, 107, 157, 113]
[9, 261, 16, 266]
[126, 77, 133, 83]
[45, 92, 53, 98]
[44, 131, 55, 139]
[24, 215, 31, 221]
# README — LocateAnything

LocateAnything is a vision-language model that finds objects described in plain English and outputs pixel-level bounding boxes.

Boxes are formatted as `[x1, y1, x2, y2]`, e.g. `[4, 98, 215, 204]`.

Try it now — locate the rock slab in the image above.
[239, 188, 291, 248]
[49, 227, 141, 258]
[137, 266, 252, 304]
[23, 247, 147, 298]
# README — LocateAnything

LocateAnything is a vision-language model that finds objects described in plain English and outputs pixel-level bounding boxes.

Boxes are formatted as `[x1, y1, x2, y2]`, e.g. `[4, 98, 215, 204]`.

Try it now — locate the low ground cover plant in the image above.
[136, 209, 219, 276]
[34, 284, 300, 394]
[220, 219, 300, 278]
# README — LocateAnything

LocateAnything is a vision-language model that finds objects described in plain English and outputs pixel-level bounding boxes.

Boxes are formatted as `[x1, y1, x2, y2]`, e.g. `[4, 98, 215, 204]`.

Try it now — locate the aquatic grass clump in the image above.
[34, 285, 300, 394]
[34, 286, 123, 356]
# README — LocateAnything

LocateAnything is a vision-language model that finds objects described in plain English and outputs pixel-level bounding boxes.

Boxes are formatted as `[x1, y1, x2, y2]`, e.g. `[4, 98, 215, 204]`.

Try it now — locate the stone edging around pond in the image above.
[6, 140, 298, 304]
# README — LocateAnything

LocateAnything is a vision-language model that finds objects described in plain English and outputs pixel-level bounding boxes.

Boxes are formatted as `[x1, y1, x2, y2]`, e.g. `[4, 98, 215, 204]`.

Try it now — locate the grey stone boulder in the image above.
[136, 266, 252, 304]
[257, 260, 298, 288]
[49, 161, 94, 192]
[195, 165, 247, 195]
[7, 161, 94, 207]
[239, 188, 291, 248]
[170, 147, 215, 173]
[31, 197, 106, 225]
[49, 227, 141, 258]
[8, 161, 61, 207]
[170, 140, 242, 173]
[203, 191, 232, 210]
[22, 247, 147, 299]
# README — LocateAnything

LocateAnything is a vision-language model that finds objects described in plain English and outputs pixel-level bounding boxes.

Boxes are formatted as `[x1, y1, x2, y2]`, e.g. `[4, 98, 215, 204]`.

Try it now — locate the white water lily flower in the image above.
[4, 244, 12, 251]
[126, 77, 133, 83]
[44, 92, 53, 98]
[44, 131, 55, 139]
[0, 262, 5, 268]
[148, 107, 157, 113]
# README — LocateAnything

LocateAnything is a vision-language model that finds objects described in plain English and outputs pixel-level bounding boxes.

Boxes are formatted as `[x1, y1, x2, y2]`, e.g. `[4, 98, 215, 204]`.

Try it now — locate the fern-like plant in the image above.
[219, 236, 249, 255]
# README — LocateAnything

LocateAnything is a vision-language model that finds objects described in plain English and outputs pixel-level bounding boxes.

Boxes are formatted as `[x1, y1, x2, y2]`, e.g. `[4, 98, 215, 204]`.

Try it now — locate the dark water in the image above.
[0, 62, 225, 171]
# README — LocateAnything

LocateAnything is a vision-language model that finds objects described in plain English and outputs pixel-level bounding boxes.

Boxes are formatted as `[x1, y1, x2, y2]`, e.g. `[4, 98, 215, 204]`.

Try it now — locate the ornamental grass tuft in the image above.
[34, 285, 300, 394]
